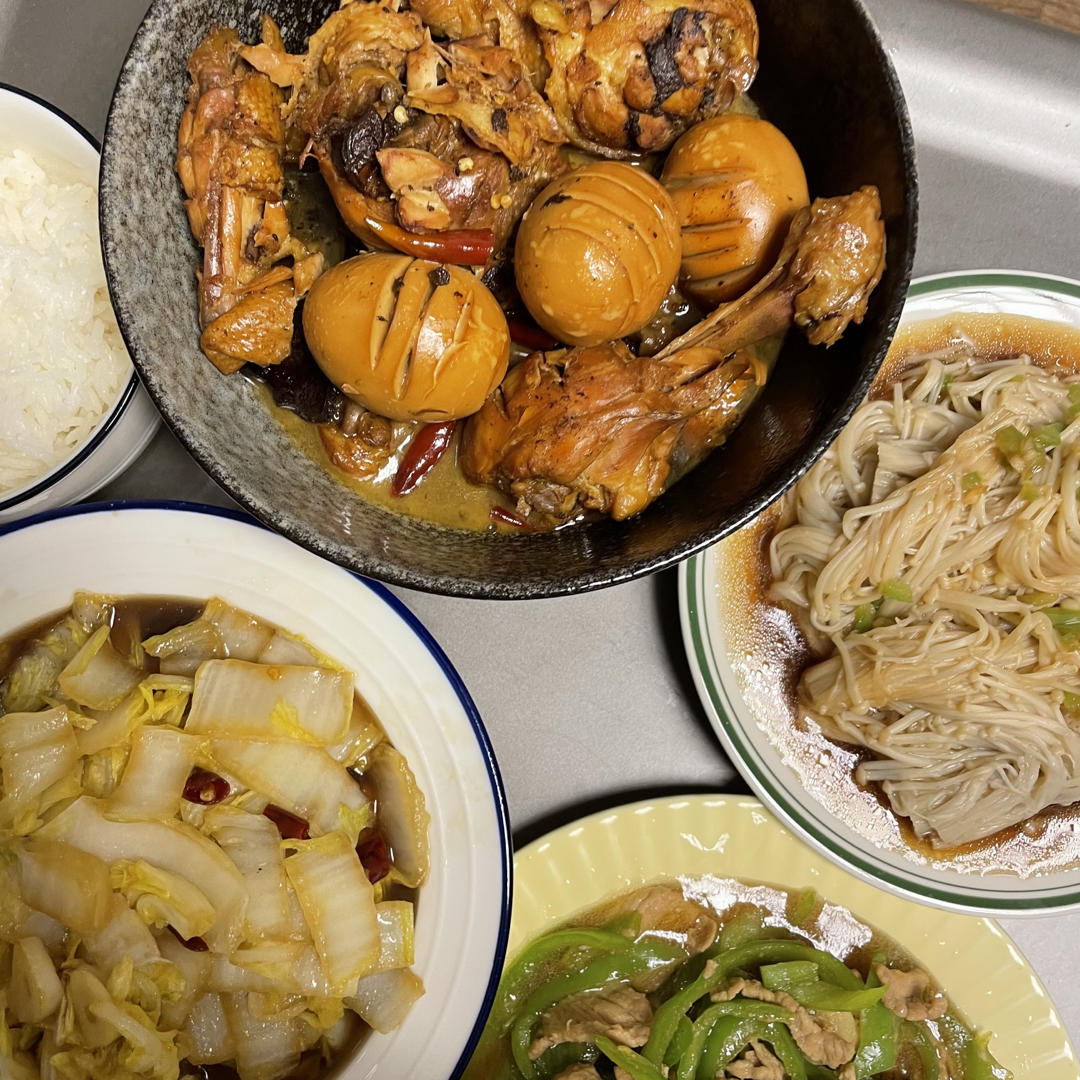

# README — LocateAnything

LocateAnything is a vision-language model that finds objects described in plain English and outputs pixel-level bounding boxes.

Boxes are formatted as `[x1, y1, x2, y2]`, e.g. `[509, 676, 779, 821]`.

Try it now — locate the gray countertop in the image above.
[3, 0, 1079, 1050]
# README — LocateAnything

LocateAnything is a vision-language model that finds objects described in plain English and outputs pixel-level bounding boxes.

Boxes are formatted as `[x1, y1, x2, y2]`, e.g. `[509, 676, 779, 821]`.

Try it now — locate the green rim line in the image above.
[682, 271, 1080, 912]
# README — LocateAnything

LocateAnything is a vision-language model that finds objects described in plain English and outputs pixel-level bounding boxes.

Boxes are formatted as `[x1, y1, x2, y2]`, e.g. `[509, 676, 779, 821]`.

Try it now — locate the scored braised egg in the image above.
[302, 253, 510, 422]
[661, 114, 809, 305]
[514, 162, 682, 347]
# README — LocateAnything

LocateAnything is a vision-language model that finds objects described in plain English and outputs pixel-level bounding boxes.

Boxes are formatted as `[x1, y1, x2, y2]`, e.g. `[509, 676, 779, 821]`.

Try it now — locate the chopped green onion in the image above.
[1068, 384, 1080, 406]
[1020, 483, 1041, 502]
[1018, 591, 1057, 606]
[995, 425, 1024, 456]
[1031, 423, 1063, 451]
[880, 579, 913, 603]
[1041, 607, 1080, 629]
[851, 604, 876, 634]
[961, 472, 983, 491]
[1062, 691, 1080, 715]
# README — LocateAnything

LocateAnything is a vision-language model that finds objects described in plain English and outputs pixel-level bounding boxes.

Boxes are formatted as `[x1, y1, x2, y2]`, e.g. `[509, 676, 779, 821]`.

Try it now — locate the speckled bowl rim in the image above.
[98, 0, 918, 599]
[0, 82, 139, 514]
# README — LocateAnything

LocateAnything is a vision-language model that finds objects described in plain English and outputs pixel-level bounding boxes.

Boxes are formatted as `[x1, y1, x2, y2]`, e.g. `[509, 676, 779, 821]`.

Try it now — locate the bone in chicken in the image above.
[177, 25, 323, 373]
[460, 187, 886, 525]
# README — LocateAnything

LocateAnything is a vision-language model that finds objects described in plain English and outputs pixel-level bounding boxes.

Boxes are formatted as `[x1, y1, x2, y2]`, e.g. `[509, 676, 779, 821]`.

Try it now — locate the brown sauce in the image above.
[718, 314, 1080, 875]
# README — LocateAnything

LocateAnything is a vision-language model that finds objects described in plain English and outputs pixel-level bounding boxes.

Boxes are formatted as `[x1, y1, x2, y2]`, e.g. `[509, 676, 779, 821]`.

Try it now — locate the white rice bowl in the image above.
[0, 144, 130, 494]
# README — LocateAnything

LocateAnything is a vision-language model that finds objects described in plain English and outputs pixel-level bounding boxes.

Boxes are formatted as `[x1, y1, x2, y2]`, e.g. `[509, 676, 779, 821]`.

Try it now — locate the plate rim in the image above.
[0, 498, 512, 1080]
[509, 792, 1077, 1077]
[678, 269, 1080, 916]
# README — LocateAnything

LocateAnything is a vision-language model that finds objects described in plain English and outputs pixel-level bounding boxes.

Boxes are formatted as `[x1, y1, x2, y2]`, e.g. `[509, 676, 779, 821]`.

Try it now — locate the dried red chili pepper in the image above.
[356, 833, 391, 884]
[168, 926, 209, 952]
[263, 804, 311, 840]
[392, 421, 457, 496]
[507, 318, 559, 352]
[364, 215, 495, 265]
[182, 768, 230, 805]
[490, 506, 534, 530]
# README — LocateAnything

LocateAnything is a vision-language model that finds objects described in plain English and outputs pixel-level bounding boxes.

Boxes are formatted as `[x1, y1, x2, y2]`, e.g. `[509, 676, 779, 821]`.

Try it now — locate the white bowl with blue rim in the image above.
[0, 85, 158, 524]
[0, 501, 511, 1077]
[680, 269, 1080, 916]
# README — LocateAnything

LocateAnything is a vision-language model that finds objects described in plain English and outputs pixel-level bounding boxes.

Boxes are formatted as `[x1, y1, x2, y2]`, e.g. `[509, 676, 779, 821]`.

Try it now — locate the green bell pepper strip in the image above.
[594, 1036, 666, 1080]
[901, 1021, 940, 1080]
[677, 1003, 790, 1080]
[643, 939, 862, 1065]
[761, 1022, 808, 1080]
[852, 1001, 898, 1078]
[663, 1016, 694, 1068]
[806, 1065, 840, 1080]
[488, 928, 635, 1038]
[532, 1041, 598, 1080]
[695, 1016, 781, 1079]
[509, 938, 687, 1079]
[938, 1016, 1012, 1080]
[760, 961, 819, 990]
[601, 912, 643, 939]
[778, 980, 885, 1013]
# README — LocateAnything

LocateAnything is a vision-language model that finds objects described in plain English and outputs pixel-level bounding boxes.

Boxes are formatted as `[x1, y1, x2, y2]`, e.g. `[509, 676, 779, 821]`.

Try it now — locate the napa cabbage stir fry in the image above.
[467, 883, 1009, 1080]
[0, 595, 429, 1080]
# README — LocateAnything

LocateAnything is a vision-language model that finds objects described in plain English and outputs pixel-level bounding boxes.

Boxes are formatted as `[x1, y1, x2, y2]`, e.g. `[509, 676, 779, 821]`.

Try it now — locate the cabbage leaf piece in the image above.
[206, 740, 368, 836]
[58, 625, 144, 711]
[0, 614, 89, 714]
[346, 967, 425, 1033]
[202, 806, 295, 941]
[284, 833, 379, 993]
[17, 840, 111, 936]
[186, 660, 353, 745]
[222, 992, 311, 1080]
[371, 901, 415, 974]
[37, 797, 246, 951]
[111, 859, 217, 941]
[83, 895, 160, 972]
[9, 935, 63, 1024]
[181, 992, 234, 1066]
[0, 708, 78, 817]
[109, 727, 197, 820]
[367, 743, 430, 888]
[54, 966, 180, 1080]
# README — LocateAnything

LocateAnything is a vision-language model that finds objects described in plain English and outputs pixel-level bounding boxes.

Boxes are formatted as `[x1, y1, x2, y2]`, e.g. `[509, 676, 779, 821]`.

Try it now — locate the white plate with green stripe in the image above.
[679, 270, 1080, 917]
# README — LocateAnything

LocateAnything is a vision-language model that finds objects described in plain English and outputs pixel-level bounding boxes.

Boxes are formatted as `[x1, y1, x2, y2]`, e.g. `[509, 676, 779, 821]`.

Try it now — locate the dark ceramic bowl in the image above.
[100, 0, 916, 599]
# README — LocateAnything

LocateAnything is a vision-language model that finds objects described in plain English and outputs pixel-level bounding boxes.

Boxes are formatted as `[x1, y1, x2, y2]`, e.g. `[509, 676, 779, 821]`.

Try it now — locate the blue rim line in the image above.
[0, 82, 139, 515]
[0, 498, 511, 1077]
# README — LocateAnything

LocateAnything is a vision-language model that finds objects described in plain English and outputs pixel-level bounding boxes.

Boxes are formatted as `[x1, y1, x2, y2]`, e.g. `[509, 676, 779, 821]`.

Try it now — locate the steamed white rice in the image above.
[0, 145, 130, 495]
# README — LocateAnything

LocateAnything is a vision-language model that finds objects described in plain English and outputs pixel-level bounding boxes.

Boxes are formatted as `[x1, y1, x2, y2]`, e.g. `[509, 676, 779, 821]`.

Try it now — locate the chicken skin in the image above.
[461, 188, 886, 524]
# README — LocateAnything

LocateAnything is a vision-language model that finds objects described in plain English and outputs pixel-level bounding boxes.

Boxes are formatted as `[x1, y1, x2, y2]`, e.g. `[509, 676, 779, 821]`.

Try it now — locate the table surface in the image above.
[3, 0, 1080, 1054]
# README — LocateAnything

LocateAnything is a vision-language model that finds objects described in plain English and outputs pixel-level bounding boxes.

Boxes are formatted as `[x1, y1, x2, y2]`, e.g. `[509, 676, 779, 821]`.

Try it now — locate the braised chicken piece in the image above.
[460, 188, 885, 525]
[408, 0, 545, 86]
[532, 0, 758, 155]
[240, 2, 425, 151]
[245, 4, 563, 263]
[177, 25, 324, 372]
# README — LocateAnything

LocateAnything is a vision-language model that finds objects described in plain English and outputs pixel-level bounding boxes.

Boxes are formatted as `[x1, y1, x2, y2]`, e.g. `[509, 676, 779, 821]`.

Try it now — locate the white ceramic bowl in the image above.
[0, 502, 511, 1078]
[0, 85, 158, 524]
[680, 270, 1080, 916]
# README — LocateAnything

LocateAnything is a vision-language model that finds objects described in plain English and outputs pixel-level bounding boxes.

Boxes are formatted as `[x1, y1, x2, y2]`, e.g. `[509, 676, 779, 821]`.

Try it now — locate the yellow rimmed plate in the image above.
[512, 794, 1077, 1078]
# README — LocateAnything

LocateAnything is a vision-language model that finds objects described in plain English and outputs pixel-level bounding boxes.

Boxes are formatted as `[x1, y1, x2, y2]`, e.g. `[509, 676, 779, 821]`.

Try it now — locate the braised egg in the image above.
[661, 114, 809, 305]
[514, 162, 682, 347]
[302, 253, 510, 422]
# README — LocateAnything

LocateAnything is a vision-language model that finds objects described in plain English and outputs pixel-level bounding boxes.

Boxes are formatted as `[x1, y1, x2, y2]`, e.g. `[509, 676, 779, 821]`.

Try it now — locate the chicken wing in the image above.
[177, 26, 323, 373]
[461, 187, 886, 524]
